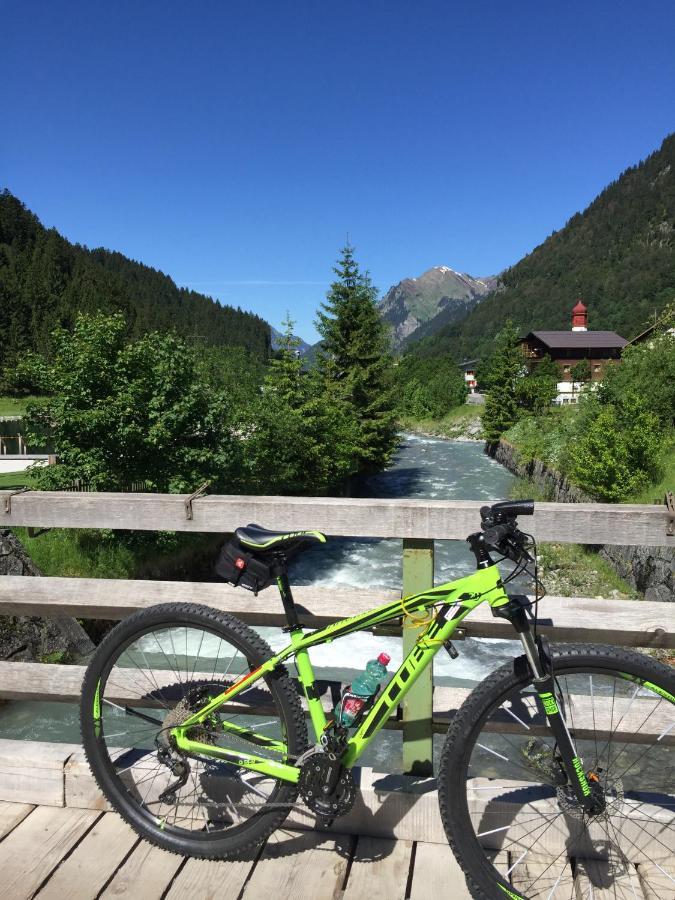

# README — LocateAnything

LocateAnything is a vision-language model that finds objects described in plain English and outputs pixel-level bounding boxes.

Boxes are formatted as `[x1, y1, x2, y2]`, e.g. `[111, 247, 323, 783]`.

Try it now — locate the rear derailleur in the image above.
[156, 746, 190, 803]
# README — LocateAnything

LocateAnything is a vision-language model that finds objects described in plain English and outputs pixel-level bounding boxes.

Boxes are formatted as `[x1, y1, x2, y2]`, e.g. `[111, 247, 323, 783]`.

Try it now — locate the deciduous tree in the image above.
[24, 313, 242, 493]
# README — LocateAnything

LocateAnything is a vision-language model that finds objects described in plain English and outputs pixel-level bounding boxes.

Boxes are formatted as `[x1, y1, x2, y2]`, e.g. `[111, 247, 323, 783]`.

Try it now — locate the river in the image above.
[0, 433, 521, 769]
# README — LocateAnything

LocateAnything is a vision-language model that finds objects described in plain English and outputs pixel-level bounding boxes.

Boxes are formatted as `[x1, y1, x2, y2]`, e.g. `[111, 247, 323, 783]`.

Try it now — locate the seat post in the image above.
[273, 560, 301, 631]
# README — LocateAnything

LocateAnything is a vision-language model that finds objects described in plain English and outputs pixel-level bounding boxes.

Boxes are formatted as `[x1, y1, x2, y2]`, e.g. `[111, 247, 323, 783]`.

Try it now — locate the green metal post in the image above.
[401, 537, 434, 776]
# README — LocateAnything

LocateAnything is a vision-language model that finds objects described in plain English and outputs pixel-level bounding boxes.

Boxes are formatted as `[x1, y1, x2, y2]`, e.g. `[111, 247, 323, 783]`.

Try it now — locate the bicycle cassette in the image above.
[298, 752, 356, 819]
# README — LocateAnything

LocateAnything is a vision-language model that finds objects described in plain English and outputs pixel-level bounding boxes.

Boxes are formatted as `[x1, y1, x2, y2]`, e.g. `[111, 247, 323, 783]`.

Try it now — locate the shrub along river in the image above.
[0, 433, 522, 771]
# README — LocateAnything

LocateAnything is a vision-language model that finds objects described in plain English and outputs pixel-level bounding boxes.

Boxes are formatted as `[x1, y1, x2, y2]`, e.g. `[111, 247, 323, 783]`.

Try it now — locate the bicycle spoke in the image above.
[90, 617, 293, 843]
[462, 663, 675, 900]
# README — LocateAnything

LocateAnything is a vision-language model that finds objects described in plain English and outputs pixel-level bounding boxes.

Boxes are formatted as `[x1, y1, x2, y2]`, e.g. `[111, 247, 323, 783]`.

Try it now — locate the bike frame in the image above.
[172, 563, 511, 781]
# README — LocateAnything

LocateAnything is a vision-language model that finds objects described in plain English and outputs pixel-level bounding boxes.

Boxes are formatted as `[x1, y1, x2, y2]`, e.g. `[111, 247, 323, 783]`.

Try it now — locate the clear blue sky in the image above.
[3, 1, 674, 342]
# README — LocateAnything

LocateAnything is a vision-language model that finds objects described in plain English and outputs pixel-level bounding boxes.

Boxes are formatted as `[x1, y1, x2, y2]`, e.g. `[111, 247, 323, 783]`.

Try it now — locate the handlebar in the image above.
[480, 500, 534, 523]
[468, 499, 536, 566]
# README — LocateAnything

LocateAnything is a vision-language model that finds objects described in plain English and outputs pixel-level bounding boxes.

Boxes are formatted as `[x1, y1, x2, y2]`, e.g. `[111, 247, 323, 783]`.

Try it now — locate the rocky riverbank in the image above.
[0, 529, 94, 662]
[488, 440, 674, 602]
[399, 406, 483, 442]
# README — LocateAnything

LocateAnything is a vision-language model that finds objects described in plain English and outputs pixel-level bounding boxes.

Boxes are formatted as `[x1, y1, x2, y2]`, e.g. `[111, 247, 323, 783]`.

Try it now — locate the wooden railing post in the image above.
[401, 538, 434, 777]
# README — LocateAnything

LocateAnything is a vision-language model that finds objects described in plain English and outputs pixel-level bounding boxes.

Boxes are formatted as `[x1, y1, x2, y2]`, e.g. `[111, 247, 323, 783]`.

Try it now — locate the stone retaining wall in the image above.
[487, 440, 674, 602]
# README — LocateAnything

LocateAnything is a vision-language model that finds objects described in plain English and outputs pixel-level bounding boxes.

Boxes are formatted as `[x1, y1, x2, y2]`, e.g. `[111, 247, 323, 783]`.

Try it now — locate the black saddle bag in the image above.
[214, 539, 275, 594]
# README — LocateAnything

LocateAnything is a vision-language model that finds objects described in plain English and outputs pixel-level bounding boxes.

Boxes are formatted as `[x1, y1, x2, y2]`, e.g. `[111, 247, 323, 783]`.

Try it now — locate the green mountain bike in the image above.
[81, 500, 675, 899]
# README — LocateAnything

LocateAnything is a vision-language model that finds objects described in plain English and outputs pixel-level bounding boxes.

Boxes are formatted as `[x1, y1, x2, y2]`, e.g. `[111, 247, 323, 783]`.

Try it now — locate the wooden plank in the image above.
[65, 748, 112, 811]
[1, 662, 672, 745]
[0, 491, 671, 546]
[38, 812, 138, 900]
[61, 753, 451, 846]
[574, 857, 644, 898]
[467, 780, 674, 862]
[1, 576, 673, 647]
[510, 855, 573, 898]
[0, 738, 73, 806]
[435, 683, 675, 744]
[242, 830, 351, 900]
[165, 852, 258, 899]
[637, 861, 675, 899]
[402, 538, 434, 776]
[100, 840, 184, 899]
[0, 805, 99, 897]
[409, 841, 471, 899]
[0, 800, 34, 840]
[343, 835, 413, 900]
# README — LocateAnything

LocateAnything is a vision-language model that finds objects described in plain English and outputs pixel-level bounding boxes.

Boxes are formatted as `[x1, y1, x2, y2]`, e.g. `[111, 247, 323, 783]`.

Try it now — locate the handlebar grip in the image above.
[488, 499, 535, 518]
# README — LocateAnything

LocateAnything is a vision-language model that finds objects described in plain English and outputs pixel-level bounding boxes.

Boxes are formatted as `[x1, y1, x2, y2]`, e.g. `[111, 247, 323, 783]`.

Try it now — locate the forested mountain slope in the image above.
[411, 133, 675, 360]
[0, 191, 271, 368]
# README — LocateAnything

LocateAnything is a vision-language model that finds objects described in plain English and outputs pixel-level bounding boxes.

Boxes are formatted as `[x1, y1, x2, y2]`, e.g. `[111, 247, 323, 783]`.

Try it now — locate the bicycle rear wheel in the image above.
[439, 644, 675, 899]
[81, 603, 308, 858]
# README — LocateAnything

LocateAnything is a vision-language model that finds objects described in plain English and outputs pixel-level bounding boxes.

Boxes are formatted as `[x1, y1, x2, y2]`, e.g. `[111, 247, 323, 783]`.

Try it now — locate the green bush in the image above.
[566, 395, 663, 501]
[23, 313, 243, 493]
[598, 330, 675, 430]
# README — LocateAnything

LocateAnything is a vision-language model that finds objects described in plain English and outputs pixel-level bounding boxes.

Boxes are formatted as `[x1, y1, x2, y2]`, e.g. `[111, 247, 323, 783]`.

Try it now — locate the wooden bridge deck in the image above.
[1, 491, 673, 898]
[0, 801, 472, 900]
[1, 800, 673, 900]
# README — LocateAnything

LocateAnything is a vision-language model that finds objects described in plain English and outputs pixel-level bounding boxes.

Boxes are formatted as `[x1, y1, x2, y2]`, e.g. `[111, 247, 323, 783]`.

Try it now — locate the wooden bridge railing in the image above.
[0, 490, 673, 777]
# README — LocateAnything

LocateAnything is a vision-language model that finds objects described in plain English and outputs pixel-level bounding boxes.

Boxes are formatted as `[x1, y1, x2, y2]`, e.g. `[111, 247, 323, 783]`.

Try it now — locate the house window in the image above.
[594, 365, 601, 373]
[563, 365, 571, 373]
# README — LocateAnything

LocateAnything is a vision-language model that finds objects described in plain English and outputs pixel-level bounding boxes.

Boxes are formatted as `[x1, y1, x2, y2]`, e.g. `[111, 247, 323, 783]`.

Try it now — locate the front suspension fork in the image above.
[499, 597, 599, 813]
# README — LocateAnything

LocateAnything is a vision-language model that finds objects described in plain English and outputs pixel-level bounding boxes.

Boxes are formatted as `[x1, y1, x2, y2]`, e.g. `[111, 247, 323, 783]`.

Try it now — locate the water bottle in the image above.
[335, 652, 391, 726]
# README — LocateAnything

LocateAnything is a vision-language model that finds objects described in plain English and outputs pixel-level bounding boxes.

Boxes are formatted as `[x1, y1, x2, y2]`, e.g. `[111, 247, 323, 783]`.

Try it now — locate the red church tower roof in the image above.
[571, 299, 588, 330]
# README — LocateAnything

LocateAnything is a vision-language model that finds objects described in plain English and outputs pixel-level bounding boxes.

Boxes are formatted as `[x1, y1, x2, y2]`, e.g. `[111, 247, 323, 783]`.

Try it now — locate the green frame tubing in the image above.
[171, 564, 510, 782]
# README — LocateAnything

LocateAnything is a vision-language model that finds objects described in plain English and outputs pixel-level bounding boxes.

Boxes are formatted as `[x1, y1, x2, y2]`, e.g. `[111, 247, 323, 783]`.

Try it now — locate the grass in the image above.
[12, 527, 141, 579]
[536, 542, 638, 599]
[10, 526, 224, 581]
[507, 477, 638, 599]
[502, 407, 578, 470]
[507, 475, 554, 503]
[399, 403, 481, 439]
[627, 438, 675, 504]
[0, 395, 43, 418]
[0, 471, 30, 489]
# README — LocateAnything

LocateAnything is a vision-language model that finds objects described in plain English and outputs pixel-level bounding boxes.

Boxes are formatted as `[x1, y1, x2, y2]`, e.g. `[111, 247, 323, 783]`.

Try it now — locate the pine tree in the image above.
[245, 313, 358, 493]
[481, 320, 524, 445]
[265, 313, 305, 407]
[316, 245, 397, 473]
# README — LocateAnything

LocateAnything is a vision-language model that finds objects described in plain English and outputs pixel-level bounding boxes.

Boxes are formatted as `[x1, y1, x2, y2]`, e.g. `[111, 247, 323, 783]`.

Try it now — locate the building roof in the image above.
[626, 312, 675, 345]
[522, 330, 627, 349]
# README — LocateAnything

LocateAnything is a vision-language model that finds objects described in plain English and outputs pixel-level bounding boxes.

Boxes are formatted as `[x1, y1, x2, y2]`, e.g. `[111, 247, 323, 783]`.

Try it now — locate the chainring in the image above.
[298, 751, 356, 818]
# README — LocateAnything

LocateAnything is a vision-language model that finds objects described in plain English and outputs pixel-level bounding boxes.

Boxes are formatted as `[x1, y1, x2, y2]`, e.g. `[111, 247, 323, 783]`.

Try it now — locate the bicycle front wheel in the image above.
[439, 644, 675, 899]
[81, 603, 308, 859]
